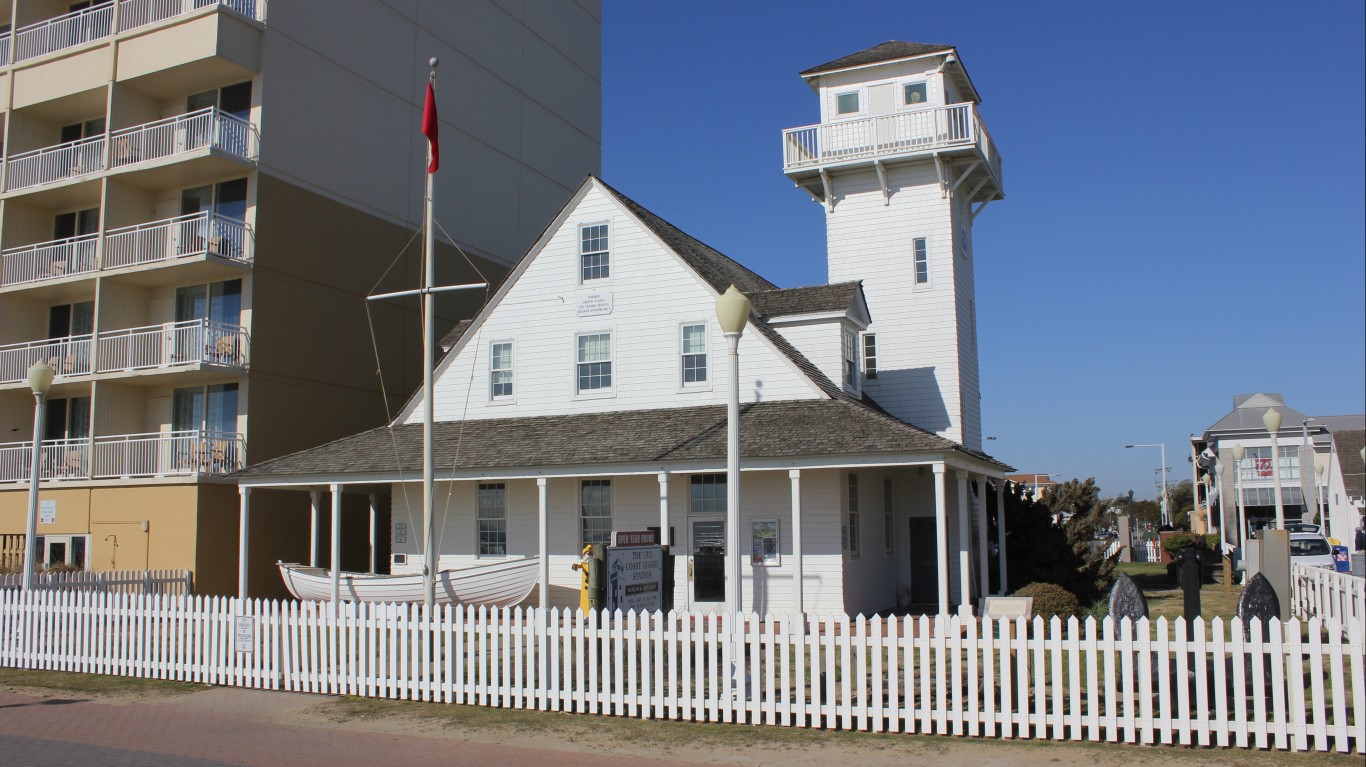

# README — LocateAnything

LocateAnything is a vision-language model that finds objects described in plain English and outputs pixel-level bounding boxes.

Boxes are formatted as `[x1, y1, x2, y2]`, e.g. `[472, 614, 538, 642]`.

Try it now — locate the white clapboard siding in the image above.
[1, 589, 1362, 754]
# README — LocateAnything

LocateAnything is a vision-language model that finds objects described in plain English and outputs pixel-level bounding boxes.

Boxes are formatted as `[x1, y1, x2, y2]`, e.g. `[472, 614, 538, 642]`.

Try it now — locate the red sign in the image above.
[612, 530, 658, 547]
[1254, 457, 1273, 478]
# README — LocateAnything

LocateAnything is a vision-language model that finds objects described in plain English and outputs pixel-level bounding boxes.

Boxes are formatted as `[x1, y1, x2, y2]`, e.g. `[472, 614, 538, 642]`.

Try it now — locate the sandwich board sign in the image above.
[606, 530, 663, 613]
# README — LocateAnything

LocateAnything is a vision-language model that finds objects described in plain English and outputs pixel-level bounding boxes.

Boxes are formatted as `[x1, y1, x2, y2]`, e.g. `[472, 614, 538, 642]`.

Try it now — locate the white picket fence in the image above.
[0, 590, 1361, 753]
[1105, 540, 1162, 562]
[0, 569, 192, 596]
[1293, 564, 1366, 631]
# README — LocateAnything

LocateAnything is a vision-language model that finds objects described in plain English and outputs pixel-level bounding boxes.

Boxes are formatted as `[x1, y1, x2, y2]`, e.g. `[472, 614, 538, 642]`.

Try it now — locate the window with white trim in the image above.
[863, 334, 877, 380]
[836, 91, 860, 115]
[580, 479, 612, 547]
[903, 82, 928, 106]
[576, 332, 612, 392]
[476, 483, 507, 555]
[913, 237, 929, 285]
[689, 474, 726, 514]
[842, 329, 858, 387]
[883, 478, 894, 555]
[847, 473, 860, 557]
[490, 341, 513, 399]
[580, 223, 609, 281]
[681, 323, 707, 385]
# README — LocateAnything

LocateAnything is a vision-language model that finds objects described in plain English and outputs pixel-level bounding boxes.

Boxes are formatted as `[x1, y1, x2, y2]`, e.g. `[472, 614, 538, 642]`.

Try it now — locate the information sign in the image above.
[576, 290, 614, 317]
[234, 616, 255, 653]
[39, 500, 56, 525]
[606, 531, 663, 613]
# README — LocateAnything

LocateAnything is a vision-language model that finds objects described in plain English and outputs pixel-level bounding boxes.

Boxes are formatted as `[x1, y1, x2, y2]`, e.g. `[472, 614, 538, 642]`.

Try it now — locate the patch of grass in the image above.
[1115, 561, 1241, 622]
[0, 668, 204, 698]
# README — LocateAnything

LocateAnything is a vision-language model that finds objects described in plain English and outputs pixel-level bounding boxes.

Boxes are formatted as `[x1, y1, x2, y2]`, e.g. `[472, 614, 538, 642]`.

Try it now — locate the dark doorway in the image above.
[691, 519, 725, 603]
[908, 517, 938, 605]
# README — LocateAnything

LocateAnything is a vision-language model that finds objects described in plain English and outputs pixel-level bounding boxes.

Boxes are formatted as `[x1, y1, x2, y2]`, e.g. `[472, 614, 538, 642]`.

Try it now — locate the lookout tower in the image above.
[782, 41, 1003, 449]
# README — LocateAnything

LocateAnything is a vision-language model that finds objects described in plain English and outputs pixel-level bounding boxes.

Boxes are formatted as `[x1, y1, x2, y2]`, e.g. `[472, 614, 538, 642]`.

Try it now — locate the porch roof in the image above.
[235, 399, 1007, 482]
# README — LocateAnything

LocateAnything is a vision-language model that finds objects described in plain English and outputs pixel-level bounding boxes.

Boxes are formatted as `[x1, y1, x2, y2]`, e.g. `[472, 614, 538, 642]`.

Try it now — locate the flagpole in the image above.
[422, 58, 438, 609]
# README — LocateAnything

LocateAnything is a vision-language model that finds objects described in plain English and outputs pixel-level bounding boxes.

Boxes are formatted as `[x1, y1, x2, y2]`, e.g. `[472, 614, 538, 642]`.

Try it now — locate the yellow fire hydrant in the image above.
[570, 544, 593, 613]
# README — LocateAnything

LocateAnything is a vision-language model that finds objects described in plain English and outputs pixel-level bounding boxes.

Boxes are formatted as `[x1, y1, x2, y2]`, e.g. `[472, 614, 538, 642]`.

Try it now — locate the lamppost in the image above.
[22, 360, 55, 591]
[1126, 443, 1168, 526]
[1263, 408, 1284, 529]
[1314, 463, 1325, 528]
[715, 284, 750, 616]
[1232, 443, 1247, 554]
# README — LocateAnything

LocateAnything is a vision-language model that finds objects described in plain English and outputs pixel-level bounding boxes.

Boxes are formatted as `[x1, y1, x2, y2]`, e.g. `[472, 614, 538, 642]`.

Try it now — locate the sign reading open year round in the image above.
[606, 530, 662, 613]
[576, 290, 613, 317]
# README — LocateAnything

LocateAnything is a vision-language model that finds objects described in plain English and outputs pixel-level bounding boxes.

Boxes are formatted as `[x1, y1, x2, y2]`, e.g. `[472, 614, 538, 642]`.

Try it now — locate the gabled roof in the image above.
[750, 282, 862, 318]
[1205, 393, 1311, 436]
[236, 399, 975, 481]
[800, 41, 955, 77]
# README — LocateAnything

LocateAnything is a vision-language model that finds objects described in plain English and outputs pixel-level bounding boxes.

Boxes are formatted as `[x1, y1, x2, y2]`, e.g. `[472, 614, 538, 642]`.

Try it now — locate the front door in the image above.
[869, 82, 897, 148]
[909, 517, 938, 606]
[690, 517, 726, 608]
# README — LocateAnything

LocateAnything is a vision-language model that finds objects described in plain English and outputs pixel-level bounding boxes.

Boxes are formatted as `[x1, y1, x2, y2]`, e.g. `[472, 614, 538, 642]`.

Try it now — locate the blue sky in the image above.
[599, 1, 1366, 500]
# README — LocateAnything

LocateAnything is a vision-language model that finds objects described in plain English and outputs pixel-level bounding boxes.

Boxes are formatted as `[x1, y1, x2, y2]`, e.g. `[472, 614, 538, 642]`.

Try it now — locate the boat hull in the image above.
[278, 557, 540, 607]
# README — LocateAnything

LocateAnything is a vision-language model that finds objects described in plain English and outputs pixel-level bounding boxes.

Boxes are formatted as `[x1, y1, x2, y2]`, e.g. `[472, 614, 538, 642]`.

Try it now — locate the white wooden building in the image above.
[236, 42, 1011, 617]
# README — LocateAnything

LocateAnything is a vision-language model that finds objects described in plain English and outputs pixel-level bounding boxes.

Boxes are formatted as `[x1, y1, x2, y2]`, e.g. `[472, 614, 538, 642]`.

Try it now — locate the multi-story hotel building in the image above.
[0, 0, 601, 595]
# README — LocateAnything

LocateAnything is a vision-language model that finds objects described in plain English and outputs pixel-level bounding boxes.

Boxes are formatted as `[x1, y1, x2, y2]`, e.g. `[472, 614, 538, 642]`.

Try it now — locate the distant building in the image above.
[1004, 473, 1058, 504]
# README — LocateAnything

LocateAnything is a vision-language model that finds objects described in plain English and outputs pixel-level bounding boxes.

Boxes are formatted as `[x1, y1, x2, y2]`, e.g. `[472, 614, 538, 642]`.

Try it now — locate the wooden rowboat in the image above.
[278, 557, 540, 607]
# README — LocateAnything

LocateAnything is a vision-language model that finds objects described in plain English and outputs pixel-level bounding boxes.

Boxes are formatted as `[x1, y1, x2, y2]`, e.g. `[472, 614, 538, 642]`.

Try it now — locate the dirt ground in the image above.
[0, 669, 1357, 767]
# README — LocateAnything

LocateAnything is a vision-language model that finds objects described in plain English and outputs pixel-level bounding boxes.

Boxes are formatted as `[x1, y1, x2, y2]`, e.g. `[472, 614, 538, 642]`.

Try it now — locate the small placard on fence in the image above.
[234, 615, 255, 653]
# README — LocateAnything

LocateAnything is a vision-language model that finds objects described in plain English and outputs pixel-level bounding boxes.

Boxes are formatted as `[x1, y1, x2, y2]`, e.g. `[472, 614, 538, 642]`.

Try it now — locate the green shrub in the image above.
[1012, 582, 1081, 619]
[1161, 532, 1197, 554]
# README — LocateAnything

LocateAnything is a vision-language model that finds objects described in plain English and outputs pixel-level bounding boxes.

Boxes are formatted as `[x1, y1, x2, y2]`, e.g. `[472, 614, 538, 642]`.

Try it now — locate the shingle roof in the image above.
[236, 399, 970, 480]
[749, 282, 861, 318]
[1335, 429, 1365, 501]
[800, 41, 955, 77]
[1205, 393, 1311, 435]
[439, 319, 473, 351]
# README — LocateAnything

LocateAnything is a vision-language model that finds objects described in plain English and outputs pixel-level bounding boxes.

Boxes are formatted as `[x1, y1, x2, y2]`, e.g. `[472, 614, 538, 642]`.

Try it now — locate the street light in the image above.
[715, 284, 750, 616]
[1126, 443, 1168, 526]
[23, 360, 55, 591]
[1232, 442, 1247, 554]
[1314, 463, 1325, 528]
[1262, 408, 1284, 529]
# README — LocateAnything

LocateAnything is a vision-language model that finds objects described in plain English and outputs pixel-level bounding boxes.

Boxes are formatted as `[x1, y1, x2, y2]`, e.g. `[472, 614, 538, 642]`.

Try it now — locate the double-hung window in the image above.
[681, 323, 707, 385]
[842, 329, 858, 387]
[913, 237, 929, 285]
[576, 332, 612, 392]
[476, 483, 507, 555]
[863, 334, 877, 380]
[580, 223, 609, 281]
[580, 479, 612, 547]
[490, 341, 513, 399]
[846, 474, 861, 556]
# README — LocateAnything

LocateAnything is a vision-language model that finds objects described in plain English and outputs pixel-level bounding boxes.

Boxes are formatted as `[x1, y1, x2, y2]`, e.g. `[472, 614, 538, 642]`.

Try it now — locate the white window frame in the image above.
[834, 89, 863, 118]
[475, 482, 507, 557]
[842, 328, 859, 389]
[580, 479, 613, 547]
[688, 473, 727, 515]
[574, 330, 614, 397]
[902, 80, 929, 107]
[679, 322, 709, 388]
[847, 473, 861, 558]
[489, 340, 514, 402]
[579, 222, 610, 283]
[36, 533, 90, 571]
[913, 237, 930, 287]
[863, 333, 877, 381]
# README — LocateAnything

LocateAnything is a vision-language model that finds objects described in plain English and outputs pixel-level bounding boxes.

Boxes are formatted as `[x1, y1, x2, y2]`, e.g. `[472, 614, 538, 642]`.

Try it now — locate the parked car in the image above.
[1289, 533, 1336, 571]
[1283, 522, 1322, 534]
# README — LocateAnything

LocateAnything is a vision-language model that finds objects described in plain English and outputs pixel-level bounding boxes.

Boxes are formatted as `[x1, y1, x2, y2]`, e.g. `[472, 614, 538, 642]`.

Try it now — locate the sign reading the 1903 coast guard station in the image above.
[606, 530, 662, 612]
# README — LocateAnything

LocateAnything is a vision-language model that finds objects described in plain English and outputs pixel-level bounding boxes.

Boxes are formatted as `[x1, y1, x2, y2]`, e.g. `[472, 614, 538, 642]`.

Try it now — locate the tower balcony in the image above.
[1, 211, 252, 289]
[3, 107, 258, 196]
[0, 429, 244, 483]
[781, 103, 1003, 204]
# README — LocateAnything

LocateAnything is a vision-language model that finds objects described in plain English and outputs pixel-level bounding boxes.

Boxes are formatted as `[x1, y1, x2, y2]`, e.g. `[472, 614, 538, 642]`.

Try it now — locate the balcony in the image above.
[0, 335, 93, 384]
[2, 0, 265, 67]
[96, 318, 249, 373]
[0, 233, 99, 287]
[4, 107, 258, 195]
[0, 430, 244, 482]
[781, 103, 1003, 202]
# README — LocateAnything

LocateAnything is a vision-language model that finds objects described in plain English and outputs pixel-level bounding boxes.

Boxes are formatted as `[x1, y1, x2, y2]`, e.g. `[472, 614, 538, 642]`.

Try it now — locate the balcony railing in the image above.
[13, 1, 114, 63]
[97, 318, 249, 372]
[104, 212, 252, 269]
[0, 335, 93, 384]
[2, 0, 265, 66]
[4, 108, 258, 194]
[0, 430, 244, 482]
[781, 103, 1002, 185]
[1, 233, 99, 286]
[5, 135, 106, 191]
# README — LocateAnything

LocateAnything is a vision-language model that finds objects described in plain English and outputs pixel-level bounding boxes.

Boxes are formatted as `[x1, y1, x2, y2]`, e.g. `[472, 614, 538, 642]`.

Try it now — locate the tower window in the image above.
[913, 237, 929, 285]
[580, 223, 609, 281]
[836, 92, 860, 115]
[904, 82, 928, 105]
[842, 329, 858, 387]
[863, 334, 877, 380]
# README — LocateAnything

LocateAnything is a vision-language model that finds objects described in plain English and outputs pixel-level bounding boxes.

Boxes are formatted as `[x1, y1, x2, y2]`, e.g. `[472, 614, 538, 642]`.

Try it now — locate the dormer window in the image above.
[836, 92, 860, 115]
[580, 223, 609, 281]
[842, 328, 858, 387]
[903, 82, 928, 106]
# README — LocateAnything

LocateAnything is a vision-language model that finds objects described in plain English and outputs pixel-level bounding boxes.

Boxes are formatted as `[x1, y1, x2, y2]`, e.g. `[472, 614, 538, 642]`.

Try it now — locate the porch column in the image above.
[657, 472, 670, 546]
[976, 476, 989, 602]
[995, 480, 1008, 595]
[309, 489, 321, 567]
[537, 477, 548, 612]
[790, 469, 803, 615]
[933, 463, 949, 615]
[330, 483, 342, 605]
[956, 469, 971, 617]
[237, 486, 251, 600]
[368, 493, 378, 574]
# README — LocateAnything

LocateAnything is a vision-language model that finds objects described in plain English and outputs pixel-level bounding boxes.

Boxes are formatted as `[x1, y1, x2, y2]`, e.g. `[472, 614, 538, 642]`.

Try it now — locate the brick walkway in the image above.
[0, 687, 702, 767]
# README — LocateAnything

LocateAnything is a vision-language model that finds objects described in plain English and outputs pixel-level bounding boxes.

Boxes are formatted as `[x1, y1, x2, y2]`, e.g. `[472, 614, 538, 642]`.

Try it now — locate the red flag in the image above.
[421, 82, 439, 173]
